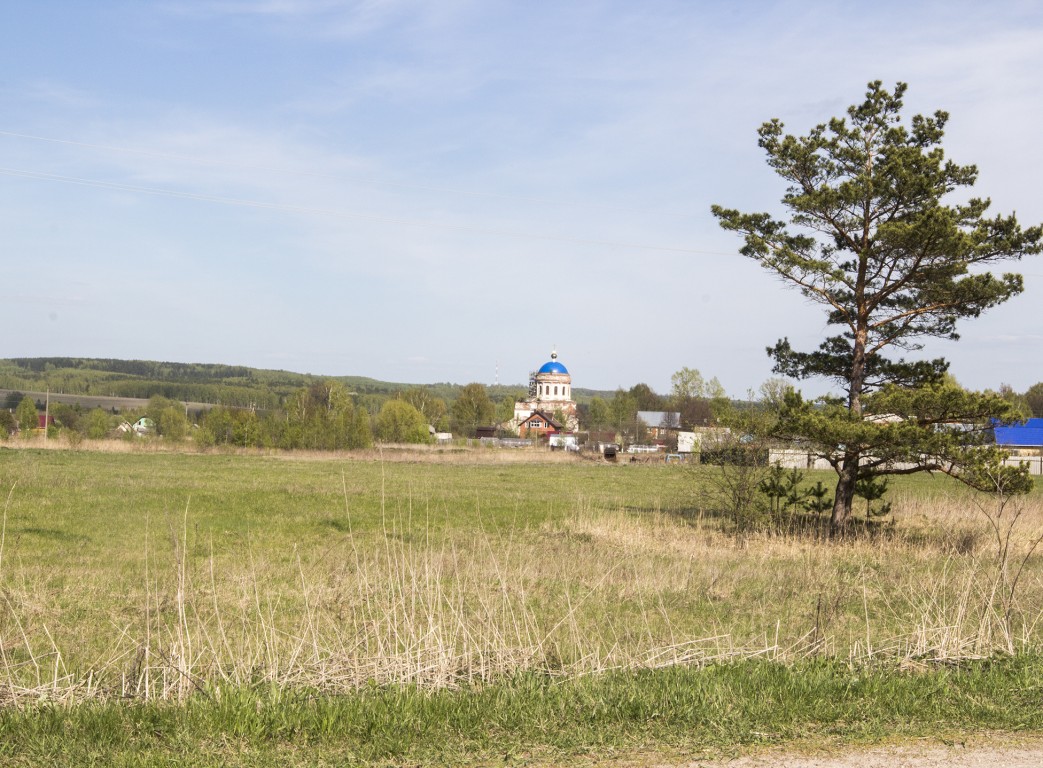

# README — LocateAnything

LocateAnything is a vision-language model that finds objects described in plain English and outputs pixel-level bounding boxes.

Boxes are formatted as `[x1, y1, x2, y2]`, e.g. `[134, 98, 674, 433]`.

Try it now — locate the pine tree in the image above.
[713, 81, 1041, 534]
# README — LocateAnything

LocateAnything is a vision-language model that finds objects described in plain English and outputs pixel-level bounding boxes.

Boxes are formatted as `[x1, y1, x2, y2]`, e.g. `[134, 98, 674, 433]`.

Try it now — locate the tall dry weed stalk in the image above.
[3, 476, 1043, 705]
[966, 473, 1043, 653]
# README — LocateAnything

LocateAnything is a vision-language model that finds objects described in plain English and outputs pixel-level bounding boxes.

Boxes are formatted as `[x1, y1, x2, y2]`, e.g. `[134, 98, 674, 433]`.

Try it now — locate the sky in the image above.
[2, 0, 1042, 398]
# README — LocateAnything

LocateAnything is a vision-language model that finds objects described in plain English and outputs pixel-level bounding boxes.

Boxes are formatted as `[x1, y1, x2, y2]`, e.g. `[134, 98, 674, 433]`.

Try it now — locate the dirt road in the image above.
[666, 736, 1043, 767]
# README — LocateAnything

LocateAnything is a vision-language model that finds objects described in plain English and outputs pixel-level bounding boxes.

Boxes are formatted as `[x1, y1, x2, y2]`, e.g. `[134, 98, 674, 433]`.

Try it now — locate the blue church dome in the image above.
[538, 360, 569, 375]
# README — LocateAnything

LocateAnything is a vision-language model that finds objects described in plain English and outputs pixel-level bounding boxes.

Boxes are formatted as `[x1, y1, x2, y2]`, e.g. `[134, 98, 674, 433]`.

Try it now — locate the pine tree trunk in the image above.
[832, 311, 869, 537]
[830, 453, 858, 536]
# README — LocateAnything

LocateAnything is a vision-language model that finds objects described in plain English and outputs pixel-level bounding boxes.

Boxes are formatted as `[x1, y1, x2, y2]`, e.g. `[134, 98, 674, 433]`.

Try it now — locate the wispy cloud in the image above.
[5, 80, 100, 110]
[159, 0, 441, 38]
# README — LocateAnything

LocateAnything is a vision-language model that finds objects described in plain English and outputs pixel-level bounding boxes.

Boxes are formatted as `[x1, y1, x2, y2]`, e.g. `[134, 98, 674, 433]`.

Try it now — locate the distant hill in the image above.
[0, 357, 616, 410]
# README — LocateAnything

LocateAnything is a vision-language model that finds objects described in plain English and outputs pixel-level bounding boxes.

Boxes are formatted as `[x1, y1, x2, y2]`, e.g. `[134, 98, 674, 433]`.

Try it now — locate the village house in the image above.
[517, 409, 563, 439]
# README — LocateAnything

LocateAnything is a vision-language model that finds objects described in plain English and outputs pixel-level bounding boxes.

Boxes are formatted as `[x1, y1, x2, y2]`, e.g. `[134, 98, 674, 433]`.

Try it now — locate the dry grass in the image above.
[5, 433, 584, 464]
[2, 449, 1042, 706]
[548, 486, 1043, 662]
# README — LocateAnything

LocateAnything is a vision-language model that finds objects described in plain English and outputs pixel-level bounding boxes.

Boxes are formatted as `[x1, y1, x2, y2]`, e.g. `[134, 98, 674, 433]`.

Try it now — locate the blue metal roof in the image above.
[993, 418, 1043, 447]
[537, 361, 569, 375]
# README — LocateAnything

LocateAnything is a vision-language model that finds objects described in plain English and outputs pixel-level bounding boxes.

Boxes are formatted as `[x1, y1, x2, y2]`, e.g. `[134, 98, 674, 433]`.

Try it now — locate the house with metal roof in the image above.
[993, 418, 1043, 454]
[518, 409, 563, 439]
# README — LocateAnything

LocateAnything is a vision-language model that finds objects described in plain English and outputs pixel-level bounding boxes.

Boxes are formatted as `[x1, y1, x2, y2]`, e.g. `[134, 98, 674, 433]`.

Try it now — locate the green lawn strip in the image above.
[3, 655, 1042, 767]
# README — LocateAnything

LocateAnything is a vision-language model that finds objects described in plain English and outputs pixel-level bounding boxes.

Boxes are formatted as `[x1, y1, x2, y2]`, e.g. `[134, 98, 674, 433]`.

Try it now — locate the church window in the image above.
[554, 386, 558, 395]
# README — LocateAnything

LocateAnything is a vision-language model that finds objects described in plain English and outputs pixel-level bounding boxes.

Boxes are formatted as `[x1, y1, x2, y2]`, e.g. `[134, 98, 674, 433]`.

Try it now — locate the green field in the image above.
[2, 445, 1043, 765]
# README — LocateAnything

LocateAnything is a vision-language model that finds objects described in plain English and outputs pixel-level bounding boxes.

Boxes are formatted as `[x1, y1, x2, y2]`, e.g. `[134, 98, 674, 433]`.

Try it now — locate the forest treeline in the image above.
[0, 357, 612, 411]
[0, 357, 428, 410]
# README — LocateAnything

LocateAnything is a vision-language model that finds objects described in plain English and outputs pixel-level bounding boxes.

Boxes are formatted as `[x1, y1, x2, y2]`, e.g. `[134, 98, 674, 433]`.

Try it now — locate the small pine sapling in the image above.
[804, 481, 833, 516]
[854, 477, 891, 521]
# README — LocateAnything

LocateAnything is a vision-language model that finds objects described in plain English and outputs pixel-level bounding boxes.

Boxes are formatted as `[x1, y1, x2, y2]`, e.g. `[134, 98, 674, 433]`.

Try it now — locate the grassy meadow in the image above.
[2, 442, 1043, 764]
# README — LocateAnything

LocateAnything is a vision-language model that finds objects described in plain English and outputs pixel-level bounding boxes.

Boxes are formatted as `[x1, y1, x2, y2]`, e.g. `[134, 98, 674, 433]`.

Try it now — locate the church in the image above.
[512, 350, 579, 435]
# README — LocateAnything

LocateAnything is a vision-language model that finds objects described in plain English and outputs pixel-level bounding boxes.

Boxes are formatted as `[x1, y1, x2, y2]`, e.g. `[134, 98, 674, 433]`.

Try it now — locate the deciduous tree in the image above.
[0, 410, 15, 439]
[283, 380, 356, 449]
[451, 383, 494, 437]
[377, 400, 429, 444]
[494, 393, 522, 427]
[401, 387, 447, 426]
[1025, 382, 1043, 418]
[15, 396, 38, 433]
[712, 81, 1041, 534]
[348, 406, 373, 449]
[627, 383, 664, 411]
[84, 408, 111, 440]
[671, 367, 706, 402]
[586, 396, 609, 431]
[157, 406, 188, 441]
[608, 389, 638, 441]
[670, 367, 725, 427]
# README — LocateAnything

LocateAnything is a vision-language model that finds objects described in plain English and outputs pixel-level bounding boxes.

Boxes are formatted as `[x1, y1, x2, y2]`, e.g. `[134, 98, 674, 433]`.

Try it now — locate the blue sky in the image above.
[3, 1, 1042, 397]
